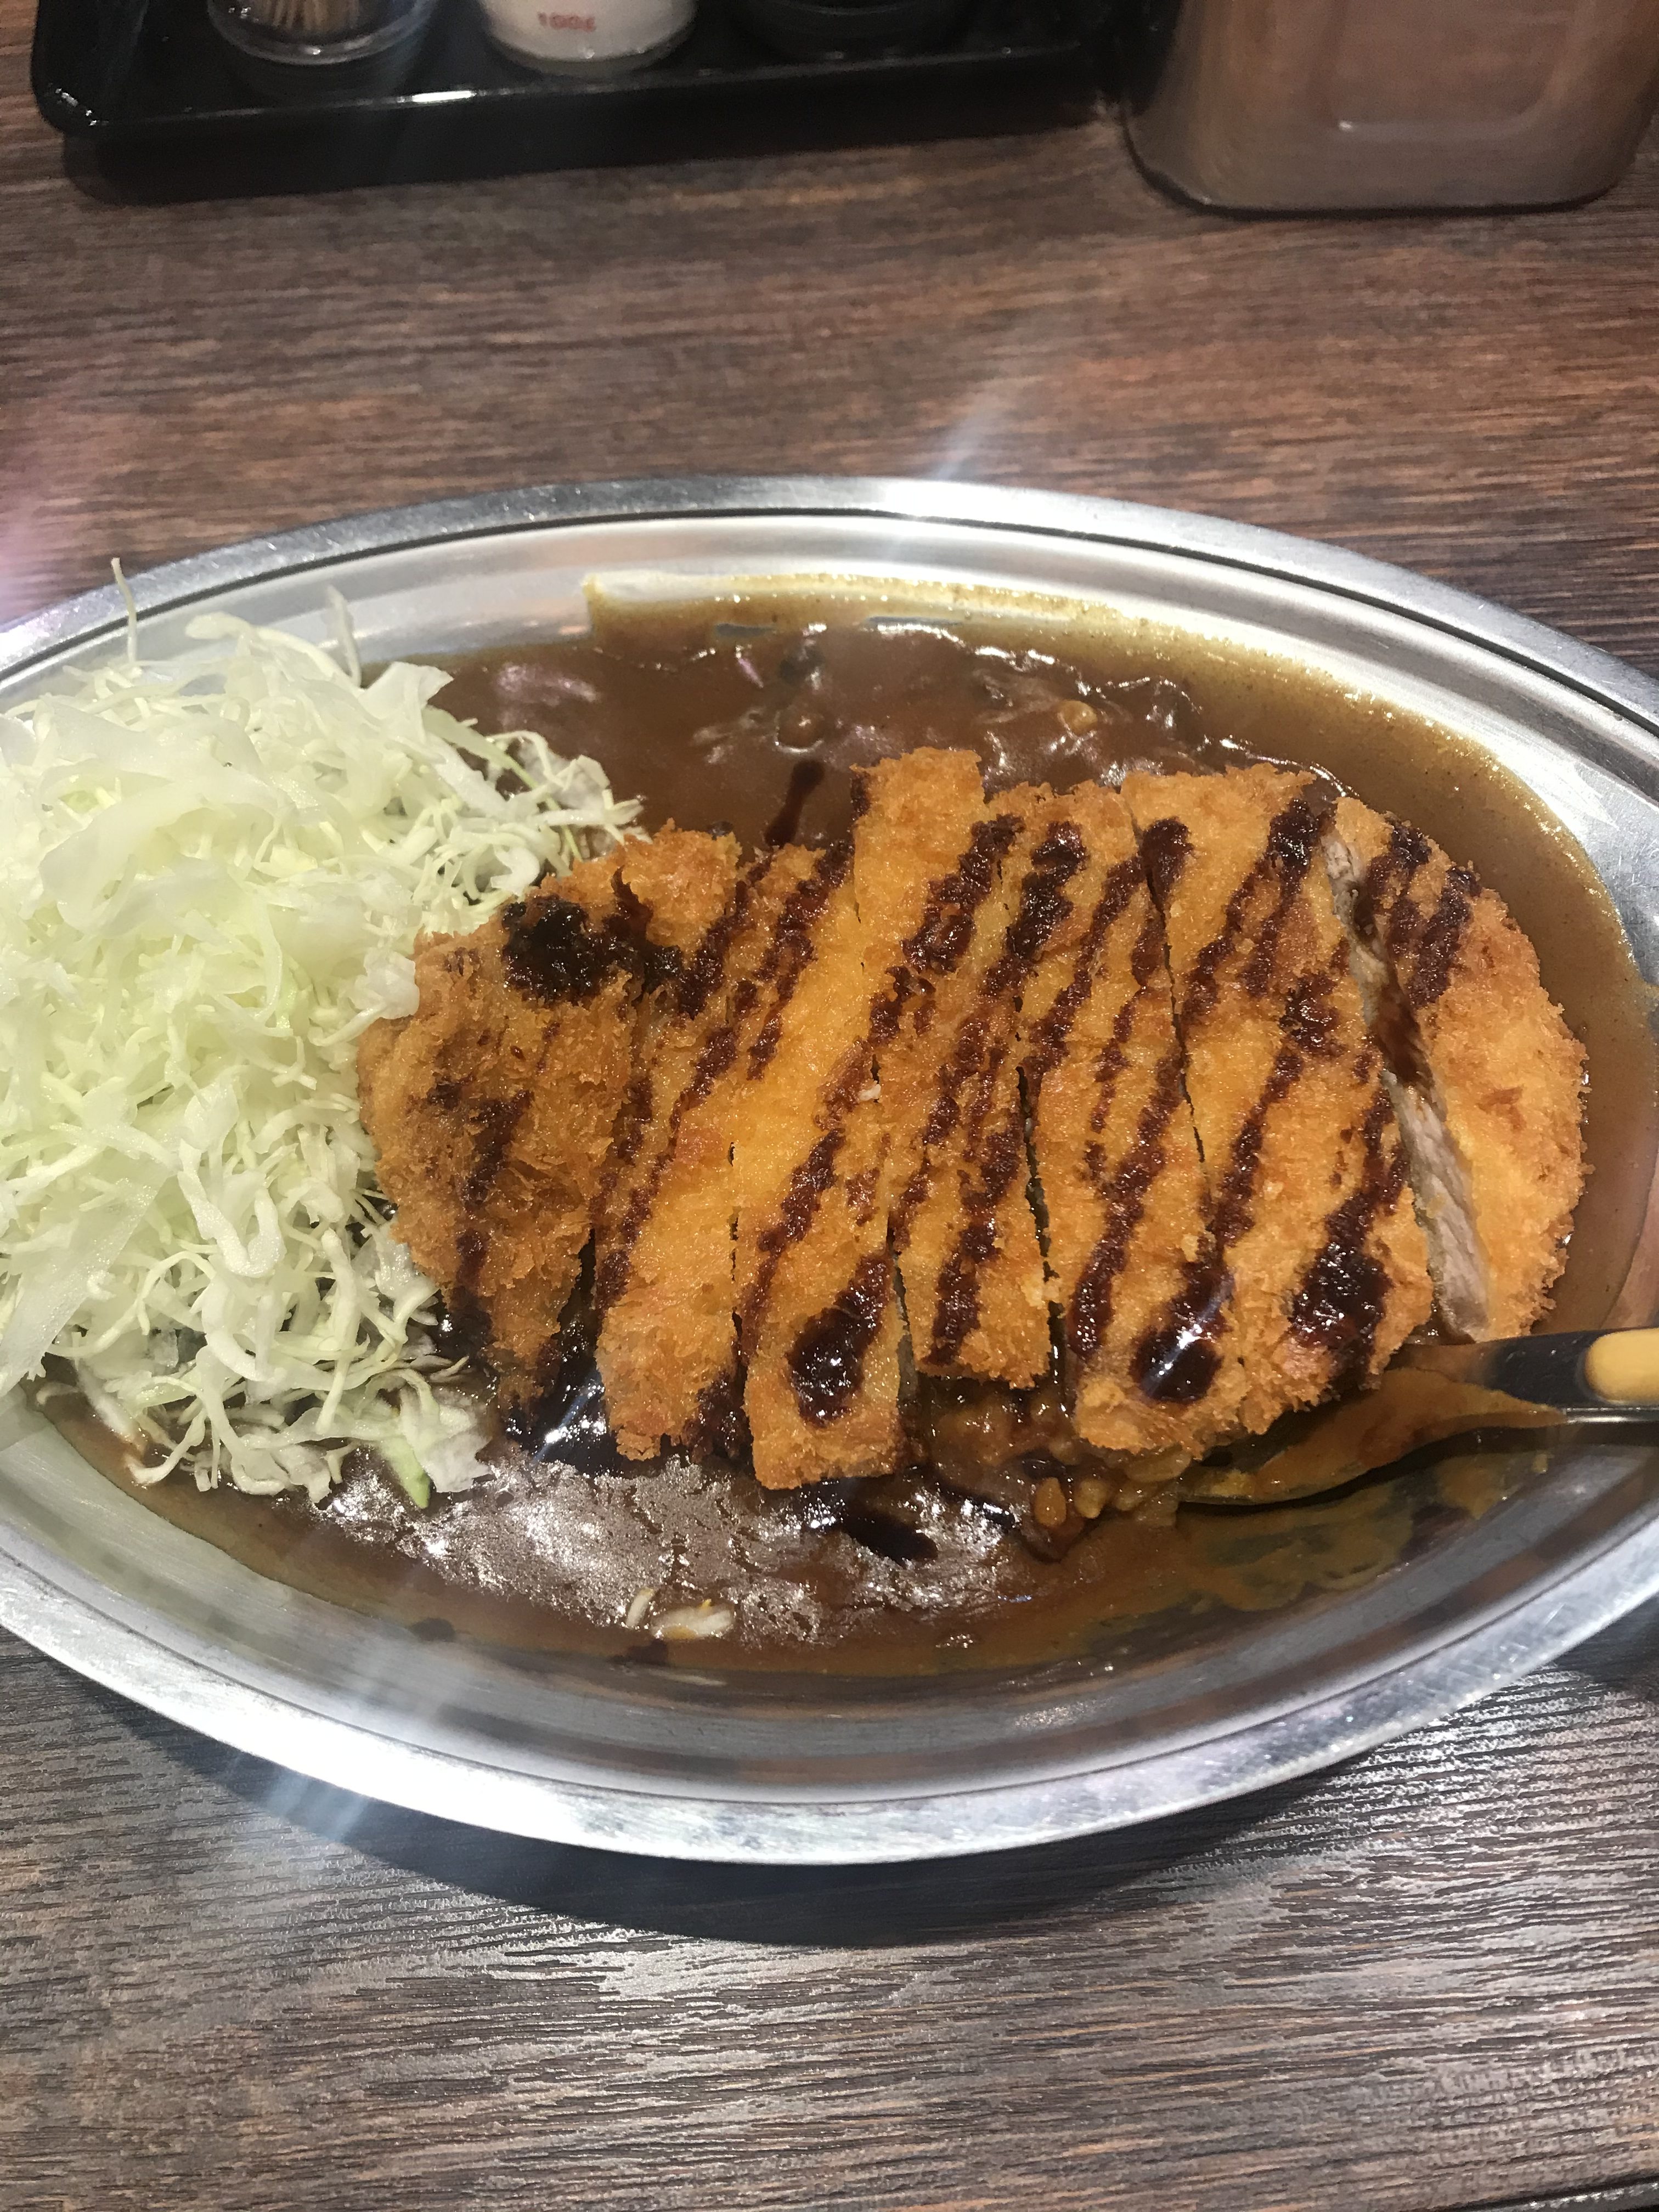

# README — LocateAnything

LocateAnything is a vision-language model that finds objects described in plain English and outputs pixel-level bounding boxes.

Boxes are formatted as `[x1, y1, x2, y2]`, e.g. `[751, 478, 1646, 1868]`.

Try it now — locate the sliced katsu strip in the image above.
[1015, 781, 1242, 1459]
[731, 822, 905, 1488]
[1324, 798, 1585, 1338]
[358, 848, 662, 1396]
[589, 832, 825, 1465]
[852, 752, 1050, 1389]
[914, 785, 1075, 1383]
[1122, 766, 1432, 1434]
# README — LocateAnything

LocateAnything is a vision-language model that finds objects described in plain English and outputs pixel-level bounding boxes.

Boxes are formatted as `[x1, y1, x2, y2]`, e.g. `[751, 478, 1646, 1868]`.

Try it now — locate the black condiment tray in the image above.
[33, 0, 1102, 176]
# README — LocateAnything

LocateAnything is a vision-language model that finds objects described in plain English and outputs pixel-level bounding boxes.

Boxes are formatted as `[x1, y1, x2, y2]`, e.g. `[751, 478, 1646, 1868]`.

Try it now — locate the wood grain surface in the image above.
[4, 6, 1659, 2207]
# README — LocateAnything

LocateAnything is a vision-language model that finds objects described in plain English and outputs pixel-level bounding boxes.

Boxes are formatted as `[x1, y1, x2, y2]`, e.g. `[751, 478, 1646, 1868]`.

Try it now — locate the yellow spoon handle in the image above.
[1583, 1327, 1659, 1406]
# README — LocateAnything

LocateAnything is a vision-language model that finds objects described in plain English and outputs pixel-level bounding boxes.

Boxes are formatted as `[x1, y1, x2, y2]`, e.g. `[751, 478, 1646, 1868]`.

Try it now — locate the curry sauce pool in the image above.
[53, 1392, 1535, 1676]
[69, 584, 1659, 1674]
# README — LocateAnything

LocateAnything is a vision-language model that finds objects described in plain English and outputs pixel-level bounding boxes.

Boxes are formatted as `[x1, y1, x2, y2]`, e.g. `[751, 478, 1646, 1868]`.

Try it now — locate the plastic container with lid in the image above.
[1122, 0, 1659, 212]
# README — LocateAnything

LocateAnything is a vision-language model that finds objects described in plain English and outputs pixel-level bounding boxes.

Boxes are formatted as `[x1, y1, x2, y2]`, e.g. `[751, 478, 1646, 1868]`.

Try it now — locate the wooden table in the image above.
[4, 11, 1659, 2207]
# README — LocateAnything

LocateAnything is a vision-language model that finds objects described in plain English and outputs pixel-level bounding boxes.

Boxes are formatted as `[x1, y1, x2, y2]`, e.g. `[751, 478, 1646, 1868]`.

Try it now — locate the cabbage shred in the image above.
[0, 613, 636, 1497]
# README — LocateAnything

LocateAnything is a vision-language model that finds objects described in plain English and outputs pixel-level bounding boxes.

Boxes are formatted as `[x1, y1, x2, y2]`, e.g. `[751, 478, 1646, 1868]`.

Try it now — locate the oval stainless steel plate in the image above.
[3, 475, 1658, 1865]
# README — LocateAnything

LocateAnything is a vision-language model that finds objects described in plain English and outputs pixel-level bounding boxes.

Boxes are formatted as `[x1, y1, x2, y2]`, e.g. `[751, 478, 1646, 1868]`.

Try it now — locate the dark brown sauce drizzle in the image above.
[1407, 866, 1480, 1008]
[1241, 796, 1323, 993]
[501, 895, 631, 1004]
[456, 877, 681, 1377]
[1131, 1250, 1231, 1404]
[1092, 902, 1170, 1127]
[738, 802, 1032, 1383]
[1345, 821, 1437, 1090]
[787, 1251, 893, 1425]
[1034, 869, 1169, 1366]
[1216, 1042, 1307, 1247]
[928, 1115, 1025, 1369]
[671, 849, 772, 1025]
[1280, 957, 1342, 1056]
[1072, 1044, 1189, 1368]
[904, 815, 1021, 978]
[1286, 816, 1476, 1379]
[452, 1091, 533, 1336]
[926, 822, 1087, 1367]
[1355, 817, 1432, 933]
[1289, 1088, 1408, 1386]
[739, 1026, 896, 1365]
[594, 849, 793, 1314]
[1025, 859, 1148, 1107]
[1180, 792, 1319, 1030]
[460, 1092, 531, 1216]
[500, 1277, 629, 1475]
[685, 1360, 751, 1463]
[764, 758, 827, 847]
[989, 823, 1088, 992]
[743, 837, 854, 1080]
[1125, 791, 1381, 1404]
[1355, 816, 1477, 1012]
[1104, 811, 1226, 1402]
[602, 1069, 655, 1186]
[737, 1130, 845, 1352]
[908, 1023, 978, 1195]
[865, 819, 1025, 1246]
[608, 876, 685, 997]
[1137, 816, 1193, 908]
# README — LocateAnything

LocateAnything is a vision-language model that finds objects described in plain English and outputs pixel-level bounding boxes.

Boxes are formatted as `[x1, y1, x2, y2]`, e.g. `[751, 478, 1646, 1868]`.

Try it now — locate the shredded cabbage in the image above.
[0, 607, 637, 1497]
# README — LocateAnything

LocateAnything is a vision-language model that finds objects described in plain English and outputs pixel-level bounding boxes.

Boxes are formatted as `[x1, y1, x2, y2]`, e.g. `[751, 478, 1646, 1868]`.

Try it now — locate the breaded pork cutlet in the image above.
[1123, 766, 1432, 1434]
[853, 753, 1050, 1389]
[731, 831, 905, 1489]
[594, 841, 814, 1460]
[357, 845, 678, 1398]
[1324, 798, 1585, 1338]
[1015, 780, 1242, 1460]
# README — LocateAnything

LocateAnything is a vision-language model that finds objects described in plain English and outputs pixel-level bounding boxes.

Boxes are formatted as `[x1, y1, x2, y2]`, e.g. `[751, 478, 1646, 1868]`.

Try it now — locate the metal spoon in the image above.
[1180, 1327, 1659, 1510]
[1395, 1325, 1659, 1421]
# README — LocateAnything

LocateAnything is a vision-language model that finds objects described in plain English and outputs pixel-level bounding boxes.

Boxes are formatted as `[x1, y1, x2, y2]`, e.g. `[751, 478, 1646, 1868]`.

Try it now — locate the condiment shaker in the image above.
[210, 0, 439, 69]
[476, 0, 696, 71]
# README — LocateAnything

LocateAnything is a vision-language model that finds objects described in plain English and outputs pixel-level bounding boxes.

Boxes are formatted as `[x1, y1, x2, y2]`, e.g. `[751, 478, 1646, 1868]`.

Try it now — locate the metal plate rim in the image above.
[4, 1501, 1658, 1864]
[8, 472, 1659, 738]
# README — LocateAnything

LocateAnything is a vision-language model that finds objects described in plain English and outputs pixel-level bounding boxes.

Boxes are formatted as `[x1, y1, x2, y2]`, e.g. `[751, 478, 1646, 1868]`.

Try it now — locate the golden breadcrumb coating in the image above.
[1328, 796, 1585, 1338]
[853, 752, 1049, 1388]
[357, 851, 641, 1393]
[731, 834, 905, 1488]
[595, 843, 809, 1460]
[1015, 780, 1238, 1459]
[1123, 766, 1432, 1434]
[361, 749, 1582, 1495]
[615, 824, 741, 957]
